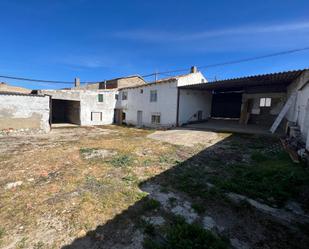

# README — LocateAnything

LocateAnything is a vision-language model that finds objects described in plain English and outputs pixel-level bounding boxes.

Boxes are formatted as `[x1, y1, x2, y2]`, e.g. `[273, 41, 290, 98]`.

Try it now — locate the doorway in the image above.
[137, 110, 143, 127]
[51, 99, 80, 125]
[211, 92, 242, 118]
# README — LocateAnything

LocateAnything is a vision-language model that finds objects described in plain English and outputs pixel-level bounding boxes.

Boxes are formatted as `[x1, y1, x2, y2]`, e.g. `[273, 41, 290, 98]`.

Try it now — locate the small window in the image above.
[151, 114, 161, 124]
[260, 97, 271, 107]
[150, 90, 157, 102]
[122, 91, 128, 100]
[115, 94, 119, 100]
[140, 89, 143, 94]
[98, 94, 104, 102]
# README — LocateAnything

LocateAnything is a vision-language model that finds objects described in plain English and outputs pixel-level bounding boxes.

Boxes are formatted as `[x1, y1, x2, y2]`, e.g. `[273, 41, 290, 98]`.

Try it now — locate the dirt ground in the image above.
[0, 126, 309, 249]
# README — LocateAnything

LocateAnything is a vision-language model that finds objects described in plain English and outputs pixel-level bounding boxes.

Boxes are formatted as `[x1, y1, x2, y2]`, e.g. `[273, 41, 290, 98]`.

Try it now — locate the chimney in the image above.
[74, 77, 80, 88]
[190, 66, 198, 73]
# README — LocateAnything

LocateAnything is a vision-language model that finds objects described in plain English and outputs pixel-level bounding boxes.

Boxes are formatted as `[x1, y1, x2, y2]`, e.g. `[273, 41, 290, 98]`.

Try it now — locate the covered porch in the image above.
[179, 69, 305, 134]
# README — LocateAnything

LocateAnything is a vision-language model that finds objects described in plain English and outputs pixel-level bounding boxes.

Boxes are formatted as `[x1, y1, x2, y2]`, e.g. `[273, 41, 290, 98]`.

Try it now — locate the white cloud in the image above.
[114, 21, 309, 42]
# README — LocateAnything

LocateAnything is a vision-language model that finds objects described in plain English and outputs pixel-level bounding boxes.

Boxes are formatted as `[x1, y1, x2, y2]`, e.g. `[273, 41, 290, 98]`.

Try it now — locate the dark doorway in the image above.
[211, 92, 242, 118]
[52, 99, 81, 124]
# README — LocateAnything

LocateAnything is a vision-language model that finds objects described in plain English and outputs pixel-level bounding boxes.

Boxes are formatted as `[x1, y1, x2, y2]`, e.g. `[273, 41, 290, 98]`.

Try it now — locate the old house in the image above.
[116, 67, 208, 127]
[73, 75, 146, 90]
[40, 89, 117, 126]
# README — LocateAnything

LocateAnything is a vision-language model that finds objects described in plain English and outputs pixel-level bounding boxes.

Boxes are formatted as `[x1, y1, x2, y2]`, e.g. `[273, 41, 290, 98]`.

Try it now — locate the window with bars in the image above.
[151, 114, 161, 124]
[150, 90, 157, 102]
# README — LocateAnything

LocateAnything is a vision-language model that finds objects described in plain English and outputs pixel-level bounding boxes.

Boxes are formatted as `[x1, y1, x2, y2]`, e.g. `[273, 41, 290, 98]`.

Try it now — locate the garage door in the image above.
[211, 92, 242, 118]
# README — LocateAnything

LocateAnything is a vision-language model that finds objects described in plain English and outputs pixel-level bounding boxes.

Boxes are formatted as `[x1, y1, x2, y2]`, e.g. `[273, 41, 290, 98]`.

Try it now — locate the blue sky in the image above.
[0, 0, 309, 89]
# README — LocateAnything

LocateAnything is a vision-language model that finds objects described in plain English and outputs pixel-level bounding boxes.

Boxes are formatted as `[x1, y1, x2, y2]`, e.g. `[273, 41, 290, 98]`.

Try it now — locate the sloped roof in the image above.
[0, 91, 47, 97]
[120, 73, 194, 90]
[179, 69, 307, 90]
[0, 82, 32, 93]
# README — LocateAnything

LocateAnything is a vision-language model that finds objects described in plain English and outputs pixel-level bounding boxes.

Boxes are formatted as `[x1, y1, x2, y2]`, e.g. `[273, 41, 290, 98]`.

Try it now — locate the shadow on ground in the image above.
[62, 134, 309, 249]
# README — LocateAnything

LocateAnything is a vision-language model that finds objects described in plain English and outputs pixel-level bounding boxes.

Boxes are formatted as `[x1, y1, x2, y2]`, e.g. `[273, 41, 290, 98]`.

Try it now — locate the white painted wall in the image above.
[80, 90, 117, 126]
[0, 94, 50, 132]
[118, 81, 178, 128]
[178, 89, 212, 125]
[41, 89, 117, 126]
[177, 72, 207, 86]
[286, 70, 309, 143]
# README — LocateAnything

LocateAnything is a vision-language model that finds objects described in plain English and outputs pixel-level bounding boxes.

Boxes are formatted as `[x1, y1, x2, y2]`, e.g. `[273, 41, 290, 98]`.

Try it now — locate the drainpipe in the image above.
[176, 88, 180, 127]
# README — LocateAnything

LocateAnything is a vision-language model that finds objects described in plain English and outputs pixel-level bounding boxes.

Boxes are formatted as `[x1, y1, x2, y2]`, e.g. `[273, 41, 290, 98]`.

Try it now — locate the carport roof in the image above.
[179, 69, 307, 91]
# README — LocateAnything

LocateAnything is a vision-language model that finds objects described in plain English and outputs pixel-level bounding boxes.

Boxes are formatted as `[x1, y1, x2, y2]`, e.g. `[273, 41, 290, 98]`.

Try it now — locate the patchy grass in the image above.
[210, 151, 309, 207]
[109, 154, 134, 167]
[143, 197, 161, 211]
[191, 202, 206, 214]
[143, 216, 228, 249]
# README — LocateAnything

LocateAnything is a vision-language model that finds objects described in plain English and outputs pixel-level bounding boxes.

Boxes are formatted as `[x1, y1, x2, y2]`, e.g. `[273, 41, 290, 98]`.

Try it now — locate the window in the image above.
[122, 91, 128, 100]
[115, 94, 119, 100]
[140, 89, 143, 94]
[260, 97, 271, 107]
[98, 94, 104, 102]
[150, 90, 157, 102]
[151, 113, 161, 124]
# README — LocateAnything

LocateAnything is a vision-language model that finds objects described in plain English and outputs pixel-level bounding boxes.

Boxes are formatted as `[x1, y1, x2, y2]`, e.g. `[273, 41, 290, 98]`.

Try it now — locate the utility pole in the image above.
[154, 70, 158, 82]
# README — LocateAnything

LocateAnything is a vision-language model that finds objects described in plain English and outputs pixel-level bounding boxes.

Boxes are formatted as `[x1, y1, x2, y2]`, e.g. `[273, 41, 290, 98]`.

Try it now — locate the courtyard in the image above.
[0, 126, 309, 249]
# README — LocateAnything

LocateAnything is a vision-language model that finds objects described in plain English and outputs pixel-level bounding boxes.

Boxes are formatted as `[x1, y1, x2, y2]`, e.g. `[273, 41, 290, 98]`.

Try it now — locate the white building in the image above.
[117, 68, 209, 128]
[41, 89, 118, 126]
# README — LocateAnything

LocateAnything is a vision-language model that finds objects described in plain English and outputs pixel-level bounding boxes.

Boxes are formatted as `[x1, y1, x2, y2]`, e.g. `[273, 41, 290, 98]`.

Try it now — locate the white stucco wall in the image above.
[0, 94, 50, 132]
[286, 70, 309, 142]
[41, 89, 117, 126]
[178, 89, 212, 125]
[177, 72, 207, 87]
[80, 90, 117, 126]
[118, 81, 178, 127]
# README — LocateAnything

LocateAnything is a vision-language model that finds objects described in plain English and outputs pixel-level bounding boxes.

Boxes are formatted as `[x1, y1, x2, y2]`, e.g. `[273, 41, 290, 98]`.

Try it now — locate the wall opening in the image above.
[51, 99, 81, 124]
[211, 92, 242, 119]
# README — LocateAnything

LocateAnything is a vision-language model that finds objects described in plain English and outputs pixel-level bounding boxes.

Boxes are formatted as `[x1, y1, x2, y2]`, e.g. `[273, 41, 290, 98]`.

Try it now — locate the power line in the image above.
[142, 46, 309, 77]
[0, 75, 74, 84]
[1, 46, 308, 84]
[198, 46, 309, 69]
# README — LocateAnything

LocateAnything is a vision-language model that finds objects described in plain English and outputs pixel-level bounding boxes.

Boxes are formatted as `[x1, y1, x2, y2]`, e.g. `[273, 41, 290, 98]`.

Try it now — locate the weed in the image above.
[33, 241, 44, 249]
[251, 152, 269, 162]
[80, 148, 96, 154]
[211, 151, 309, 206]
[143, 159, 153, 167]
[0, 227, 5, 239]
[143, 198, 161, 211]
[144, 222, 156, 235]
[122, 174, 138, 185]
[168, 197, 177, 207]
[144, 216, 228, 249]
[16, 237, 28, 249]
[110, 154, 133, 167]
[191, 202, 206, 214]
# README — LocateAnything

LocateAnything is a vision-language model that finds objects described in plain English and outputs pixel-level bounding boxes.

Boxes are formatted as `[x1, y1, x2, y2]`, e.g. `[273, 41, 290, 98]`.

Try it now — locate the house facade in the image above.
[116, 70, 208, 127]
[40, 89, 118, 126]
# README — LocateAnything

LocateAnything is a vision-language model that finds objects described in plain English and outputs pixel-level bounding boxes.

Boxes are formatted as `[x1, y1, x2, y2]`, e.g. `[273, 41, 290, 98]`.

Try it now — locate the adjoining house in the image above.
[0, 91, 50, 132]
[40, 89, 118, 126]
[116, 67, 208, 127]
[73, 75, 146, 90]
[40, 75, 146, 126]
